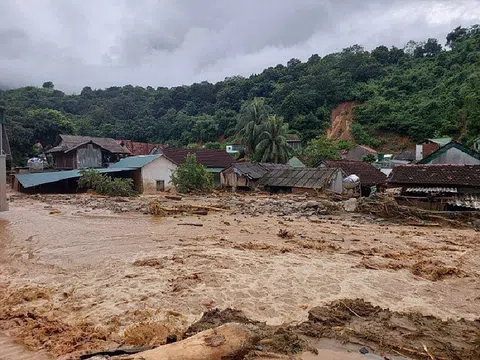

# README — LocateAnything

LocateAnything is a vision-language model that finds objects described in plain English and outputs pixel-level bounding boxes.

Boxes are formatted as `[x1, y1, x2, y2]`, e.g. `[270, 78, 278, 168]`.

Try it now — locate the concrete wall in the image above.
[426, 147, 480, 165]
[141, 156, 177, 193]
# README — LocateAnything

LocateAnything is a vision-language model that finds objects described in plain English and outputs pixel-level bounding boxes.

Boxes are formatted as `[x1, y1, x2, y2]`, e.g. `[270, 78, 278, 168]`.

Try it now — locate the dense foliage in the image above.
[1, 25, 479, 165]
[78, 169, 137, 197]
[170, 153, 214, 193]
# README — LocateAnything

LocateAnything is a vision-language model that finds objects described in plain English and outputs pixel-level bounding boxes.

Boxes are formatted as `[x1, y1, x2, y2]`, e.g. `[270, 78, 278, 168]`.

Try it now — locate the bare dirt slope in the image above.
[0, 194, 479, 358]
[326, 102, 357, 140]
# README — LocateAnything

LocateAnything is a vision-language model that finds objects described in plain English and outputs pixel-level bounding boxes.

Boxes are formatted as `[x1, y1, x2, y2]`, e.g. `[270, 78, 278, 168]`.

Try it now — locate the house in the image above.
[417, 141, 480, 165]
[13, 154, 178, 194]
[393, 149, 416, 163]
[160, 148, 233, 186]
[415, 137, 452, 161]
[117, 140, 164, 156]
[221, 162, 292, 190]
[47, 135, 130, 170]
[320, 160, 387, 196]
[288, 156, 306, 168]
[109, 154, 177, 193]
[286, 134, 302, 150]
[344, 145, 377, 161]
[258, 167, 344, 194]
[388, 164, 480, 211]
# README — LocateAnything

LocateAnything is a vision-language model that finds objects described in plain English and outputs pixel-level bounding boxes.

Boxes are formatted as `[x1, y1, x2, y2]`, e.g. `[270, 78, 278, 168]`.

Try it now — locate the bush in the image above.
[170, 153, 214, 193]
[78, 169, 137, 197]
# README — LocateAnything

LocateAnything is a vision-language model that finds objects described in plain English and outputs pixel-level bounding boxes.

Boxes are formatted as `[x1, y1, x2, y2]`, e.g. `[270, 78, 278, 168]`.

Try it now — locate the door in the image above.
[156, 180, 165, 191]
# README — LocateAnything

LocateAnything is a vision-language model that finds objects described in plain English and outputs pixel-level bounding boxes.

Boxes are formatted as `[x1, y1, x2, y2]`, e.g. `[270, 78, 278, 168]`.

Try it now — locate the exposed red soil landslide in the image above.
[326, 102, 358, 140]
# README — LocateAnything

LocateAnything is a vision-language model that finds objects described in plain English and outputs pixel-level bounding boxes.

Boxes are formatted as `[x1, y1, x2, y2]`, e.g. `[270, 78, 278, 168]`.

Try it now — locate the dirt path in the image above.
[0, 195, 479, 358]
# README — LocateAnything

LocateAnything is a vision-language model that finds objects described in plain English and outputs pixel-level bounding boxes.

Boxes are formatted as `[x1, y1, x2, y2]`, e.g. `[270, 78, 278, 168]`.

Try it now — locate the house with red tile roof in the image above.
[388, 164, 480, 211]
[343, 145, 377, 161]
[116, 140, 165, 156]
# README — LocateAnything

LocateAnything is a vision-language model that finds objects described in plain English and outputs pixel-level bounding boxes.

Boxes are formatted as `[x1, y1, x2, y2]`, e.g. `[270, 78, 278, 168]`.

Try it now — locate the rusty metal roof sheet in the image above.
[258, 168, 340, 189]
[389, 164, 480, 187]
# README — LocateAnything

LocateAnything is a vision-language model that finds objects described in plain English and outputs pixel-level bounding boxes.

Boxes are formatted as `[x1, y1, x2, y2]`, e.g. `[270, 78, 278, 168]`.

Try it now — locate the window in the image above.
[156, 180, 165, 191]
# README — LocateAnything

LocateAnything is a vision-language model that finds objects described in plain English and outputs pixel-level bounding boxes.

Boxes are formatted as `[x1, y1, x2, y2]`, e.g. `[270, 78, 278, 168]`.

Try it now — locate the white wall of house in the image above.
[141, 156, 177, 193]
[426, 147, 480, 165]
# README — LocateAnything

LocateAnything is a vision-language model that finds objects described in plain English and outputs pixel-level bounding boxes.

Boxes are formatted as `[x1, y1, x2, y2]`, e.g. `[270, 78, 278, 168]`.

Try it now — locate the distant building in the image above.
[288, 156, 306, 168]
[388, 164, 480, 211]
[117, 140, 165, 156]
[47, 135, 130, 169]
[415, 137, 452, 161]
[225, 144, 244, 155]
[344, 145, 377, 161]
[221, 162, 292, 190]
[286, 134, 302, 150]
[417, 141, 480, 165]
[258, 167, 344, 194]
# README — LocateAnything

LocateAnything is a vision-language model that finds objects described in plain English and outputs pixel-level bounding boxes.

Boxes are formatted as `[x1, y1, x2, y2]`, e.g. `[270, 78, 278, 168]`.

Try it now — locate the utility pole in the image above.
[0, 107, 8, 211]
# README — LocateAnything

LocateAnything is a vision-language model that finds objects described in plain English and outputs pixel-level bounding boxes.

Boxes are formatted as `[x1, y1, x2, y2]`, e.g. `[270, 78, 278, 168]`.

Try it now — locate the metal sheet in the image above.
[405, 187, 458, 194]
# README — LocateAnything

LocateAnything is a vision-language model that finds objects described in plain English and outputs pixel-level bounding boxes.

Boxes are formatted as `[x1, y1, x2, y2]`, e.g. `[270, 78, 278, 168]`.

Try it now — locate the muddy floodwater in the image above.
[0, 194, 479, 359]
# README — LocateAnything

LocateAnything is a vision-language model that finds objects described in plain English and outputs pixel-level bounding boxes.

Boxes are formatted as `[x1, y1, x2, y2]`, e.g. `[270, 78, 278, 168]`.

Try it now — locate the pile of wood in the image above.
[358, 194, 469, 228]
[148, 200, 228, 217]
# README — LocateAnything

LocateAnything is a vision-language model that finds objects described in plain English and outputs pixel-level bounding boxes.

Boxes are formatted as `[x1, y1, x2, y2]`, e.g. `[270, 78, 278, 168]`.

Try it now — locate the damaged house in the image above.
[319, 160, 387, 196]
[258, 167, 344, 194]
[220, 162, 293, 190]
[47, 135, 131, 169]
[388, 164, 480, 211]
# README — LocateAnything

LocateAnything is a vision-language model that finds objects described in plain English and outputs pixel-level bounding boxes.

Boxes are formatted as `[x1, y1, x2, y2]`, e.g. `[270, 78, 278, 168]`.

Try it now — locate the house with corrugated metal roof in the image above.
[14, 154, 178, 194]
[220, 162, 293, 190]
[258, 167, 344, 194]
[343, 145, 377, 161]
[47, 135, 131, 169]
[388, 164, 480, 211]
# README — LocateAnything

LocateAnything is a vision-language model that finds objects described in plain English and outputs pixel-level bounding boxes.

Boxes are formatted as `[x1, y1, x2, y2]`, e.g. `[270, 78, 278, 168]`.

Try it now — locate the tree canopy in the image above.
[0, 25, 479, 166]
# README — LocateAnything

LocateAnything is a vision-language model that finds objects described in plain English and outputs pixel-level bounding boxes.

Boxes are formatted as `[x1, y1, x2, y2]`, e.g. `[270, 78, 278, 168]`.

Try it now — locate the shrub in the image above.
[170, 153, 214, 193]
[78, 169, 137, 197]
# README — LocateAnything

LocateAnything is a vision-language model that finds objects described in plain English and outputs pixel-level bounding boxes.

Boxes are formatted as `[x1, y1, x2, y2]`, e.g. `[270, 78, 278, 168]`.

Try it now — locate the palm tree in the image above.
[255, 115, 291, 163]
[235, 98, 270, 157]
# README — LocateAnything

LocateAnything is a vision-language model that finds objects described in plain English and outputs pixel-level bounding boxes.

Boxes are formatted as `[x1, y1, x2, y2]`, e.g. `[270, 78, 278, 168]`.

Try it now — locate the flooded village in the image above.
[1, 101, 480, 360]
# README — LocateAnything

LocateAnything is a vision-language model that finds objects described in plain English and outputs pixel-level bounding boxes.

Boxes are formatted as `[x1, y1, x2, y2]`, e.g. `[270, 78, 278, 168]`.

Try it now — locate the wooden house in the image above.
[221, 162, 292, 190]
[47, 135, 130, 169]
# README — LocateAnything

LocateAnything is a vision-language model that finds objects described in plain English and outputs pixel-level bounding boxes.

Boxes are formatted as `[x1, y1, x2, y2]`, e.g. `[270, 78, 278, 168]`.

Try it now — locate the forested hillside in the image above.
[1, 25, 479, 165]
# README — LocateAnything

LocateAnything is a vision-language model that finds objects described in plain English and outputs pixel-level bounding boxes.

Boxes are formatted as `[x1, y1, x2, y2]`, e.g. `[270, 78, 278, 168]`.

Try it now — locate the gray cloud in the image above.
[0, 0, 478, 92]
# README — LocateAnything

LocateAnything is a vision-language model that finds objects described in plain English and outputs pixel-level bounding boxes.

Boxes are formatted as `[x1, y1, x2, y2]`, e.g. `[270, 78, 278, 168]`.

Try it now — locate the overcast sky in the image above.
[0, 0, 479, 92]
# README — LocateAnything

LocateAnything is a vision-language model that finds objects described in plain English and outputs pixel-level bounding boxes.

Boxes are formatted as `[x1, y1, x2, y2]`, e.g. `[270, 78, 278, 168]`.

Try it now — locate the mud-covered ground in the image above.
[0, 193, 479, 359]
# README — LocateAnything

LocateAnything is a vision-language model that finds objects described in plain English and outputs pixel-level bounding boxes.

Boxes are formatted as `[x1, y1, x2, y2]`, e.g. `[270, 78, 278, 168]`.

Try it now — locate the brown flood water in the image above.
[0, 195, 478, 358]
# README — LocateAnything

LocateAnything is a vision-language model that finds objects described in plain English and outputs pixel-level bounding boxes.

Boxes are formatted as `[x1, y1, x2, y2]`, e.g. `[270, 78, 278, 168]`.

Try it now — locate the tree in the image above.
[254, 115, 291, 163]
[42, 81, 54, 89]
[28, 109, 74, 148]
[362, 153, 376, 163]
[170, 153, 214, 193]
[235, 98, 270, 157]
[301, 136, 342, 166]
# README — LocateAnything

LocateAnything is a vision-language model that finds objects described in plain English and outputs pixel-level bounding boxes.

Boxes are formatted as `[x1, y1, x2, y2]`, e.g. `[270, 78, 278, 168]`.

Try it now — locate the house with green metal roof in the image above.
[14, 154, 179, 194]
[418, 141, 480, 165]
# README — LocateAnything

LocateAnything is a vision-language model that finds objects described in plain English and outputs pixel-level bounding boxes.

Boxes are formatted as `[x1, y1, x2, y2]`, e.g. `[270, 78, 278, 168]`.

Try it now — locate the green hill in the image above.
[1, 25, 479, 165]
